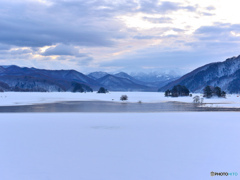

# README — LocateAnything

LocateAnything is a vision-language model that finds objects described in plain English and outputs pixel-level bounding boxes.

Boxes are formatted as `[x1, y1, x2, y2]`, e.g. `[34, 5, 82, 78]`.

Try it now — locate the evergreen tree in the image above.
[72, 83, 84, 92]
[84, 86, 93, 92]
[204, 86, 212, 98]
[221, 91, 226, 98]
[164, 89, 171, 97]
[97, 87, 108, 93]
[171, 85, 190, 97]
[214, 86, 222, 97]
[171, 86, 179, 97]
[182, 85, 190, 96]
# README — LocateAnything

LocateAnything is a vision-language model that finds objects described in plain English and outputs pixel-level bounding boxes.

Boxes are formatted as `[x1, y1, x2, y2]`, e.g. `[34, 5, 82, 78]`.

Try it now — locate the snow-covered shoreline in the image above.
[1, 92, 240, 108]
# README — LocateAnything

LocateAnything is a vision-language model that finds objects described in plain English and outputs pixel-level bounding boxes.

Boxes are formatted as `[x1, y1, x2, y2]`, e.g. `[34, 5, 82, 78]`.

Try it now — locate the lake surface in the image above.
[0, 101, 239, 112]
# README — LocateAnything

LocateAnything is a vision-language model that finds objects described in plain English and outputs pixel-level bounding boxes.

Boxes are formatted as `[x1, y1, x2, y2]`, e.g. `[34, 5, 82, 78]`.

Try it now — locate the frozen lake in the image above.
[0, 101, 239, 112]
[0, 113, 239, 180]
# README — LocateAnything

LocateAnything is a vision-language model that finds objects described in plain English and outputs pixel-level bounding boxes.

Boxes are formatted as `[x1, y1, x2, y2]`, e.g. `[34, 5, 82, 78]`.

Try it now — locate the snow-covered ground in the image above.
[0, 113, 239, 180]
[203, 103, 240, 108]
[1, 92, 240, 108]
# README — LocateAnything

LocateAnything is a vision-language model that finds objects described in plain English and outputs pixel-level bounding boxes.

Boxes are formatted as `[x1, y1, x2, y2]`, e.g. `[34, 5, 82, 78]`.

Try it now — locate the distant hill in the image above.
[0, 65, 95, 92]
[159, 55, 240, 93]
[130, 71, 180, 83]
[87, 71, 109, 80]
[114, 72, 145, 85]
[97, 74, 152, 91]
[0, 65, 179, 92]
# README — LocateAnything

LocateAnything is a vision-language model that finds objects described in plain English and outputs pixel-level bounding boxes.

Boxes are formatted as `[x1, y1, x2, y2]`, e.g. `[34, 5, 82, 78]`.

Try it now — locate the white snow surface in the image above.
[0, 113, 239, 180]
[1, 92, 240, 107]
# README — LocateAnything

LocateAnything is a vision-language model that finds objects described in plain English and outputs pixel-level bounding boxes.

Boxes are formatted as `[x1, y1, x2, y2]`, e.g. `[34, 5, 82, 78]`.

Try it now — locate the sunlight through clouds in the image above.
[0, 0, 240, 73]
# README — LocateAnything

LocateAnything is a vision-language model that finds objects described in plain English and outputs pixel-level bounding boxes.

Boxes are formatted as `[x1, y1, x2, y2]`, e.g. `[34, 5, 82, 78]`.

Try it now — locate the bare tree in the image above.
[193, 95, 200, 104]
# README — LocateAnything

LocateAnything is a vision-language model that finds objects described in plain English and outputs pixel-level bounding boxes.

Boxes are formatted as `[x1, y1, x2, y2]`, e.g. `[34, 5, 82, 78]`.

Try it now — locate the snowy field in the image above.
[0, 113, 239, 180]
[1, 92, 240, 108]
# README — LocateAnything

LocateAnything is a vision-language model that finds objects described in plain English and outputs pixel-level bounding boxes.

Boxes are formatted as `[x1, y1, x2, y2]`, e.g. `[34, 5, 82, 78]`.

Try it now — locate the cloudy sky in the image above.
[1, 0, 240, 74]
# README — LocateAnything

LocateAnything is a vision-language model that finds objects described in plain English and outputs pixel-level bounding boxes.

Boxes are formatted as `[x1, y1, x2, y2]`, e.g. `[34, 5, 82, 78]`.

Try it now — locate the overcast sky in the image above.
[1, 0, 240, 74]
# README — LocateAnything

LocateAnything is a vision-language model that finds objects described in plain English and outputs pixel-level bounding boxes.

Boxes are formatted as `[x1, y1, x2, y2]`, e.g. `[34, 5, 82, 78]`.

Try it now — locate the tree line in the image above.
[203, 86, 226, 98]
[165, 85, 190, 97]
[164, 85, 226, 98]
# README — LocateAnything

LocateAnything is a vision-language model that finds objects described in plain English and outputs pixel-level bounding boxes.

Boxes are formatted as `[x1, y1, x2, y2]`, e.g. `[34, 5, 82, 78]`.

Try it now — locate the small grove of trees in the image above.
[120, 95, 128, 101]
[72, 82, 93, 93]
[97, 87, 108, 93]
[165, 85, 190, 97]
[203, 86, 226, 98]
[72, 83, 84, 92]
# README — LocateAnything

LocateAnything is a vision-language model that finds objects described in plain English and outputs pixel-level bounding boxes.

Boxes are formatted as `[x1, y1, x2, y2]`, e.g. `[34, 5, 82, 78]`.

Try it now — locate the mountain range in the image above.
[2, 54, 240, 93]
[0, 65, 178, 92]
[160, 55, 240, 93]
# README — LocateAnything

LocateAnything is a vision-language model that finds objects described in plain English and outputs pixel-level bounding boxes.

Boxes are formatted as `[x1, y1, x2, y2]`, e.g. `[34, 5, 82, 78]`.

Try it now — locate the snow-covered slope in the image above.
[0, 65, 182, 92]
[160, 55, 240, 93]
[130, 71, 180, 82]
[114, 72, 145, 85]
[87, 71, 109, 80]
[97, 74, 152, 91]
[0, 65, 95, 92]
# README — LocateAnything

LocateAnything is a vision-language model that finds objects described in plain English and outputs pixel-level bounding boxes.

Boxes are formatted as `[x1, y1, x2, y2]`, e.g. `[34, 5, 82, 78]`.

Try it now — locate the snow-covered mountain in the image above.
[0, 65, 95, 92]
[0, 65, 180, 92]
[114, 72, 145, 85]
[87, 71, 109, 80]
[97, 74, 152, 91]
[130, 71, 180, 83]
[160, 55, 240, 93]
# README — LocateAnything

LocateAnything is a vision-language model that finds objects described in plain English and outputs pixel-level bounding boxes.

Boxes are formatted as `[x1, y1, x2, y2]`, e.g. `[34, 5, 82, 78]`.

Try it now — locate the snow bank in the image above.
[0, 113, 239, 180]
[1, 92, 240, 107]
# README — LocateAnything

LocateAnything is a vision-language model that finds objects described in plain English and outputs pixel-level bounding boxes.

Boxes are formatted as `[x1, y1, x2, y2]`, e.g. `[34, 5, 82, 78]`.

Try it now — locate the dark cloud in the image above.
[76, 57, 94, 66]
[0, 0, 198, 49]
[0, 0, 125, 48]
[194, 23, 240, 41]
[101, 22, 240, 72]
[49, 0, 197, 17]
[50, 0, 138, 17]
[0, 47, 33, 57]
[0, 43, 12, 50]
[101, 45, 240, 73]
[42, 44, 87, 57]
[1, 0, 237, 73]
[10, 49, 33, 55]
[0, 51, 33, 60]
